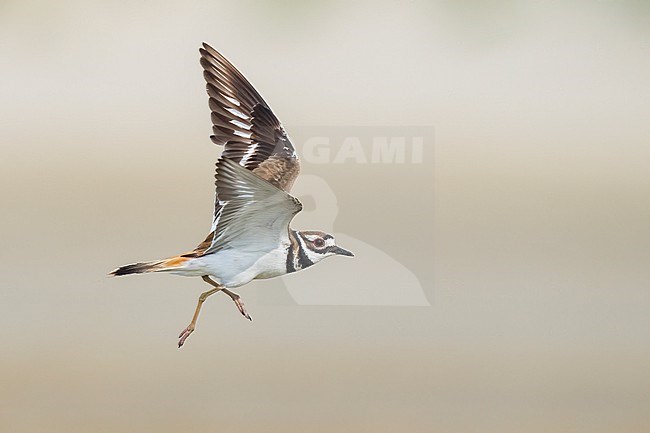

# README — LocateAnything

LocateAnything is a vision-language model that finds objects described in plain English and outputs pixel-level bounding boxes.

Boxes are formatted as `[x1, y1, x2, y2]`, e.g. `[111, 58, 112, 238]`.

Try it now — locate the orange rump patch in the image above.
[164, 256, 189, 268]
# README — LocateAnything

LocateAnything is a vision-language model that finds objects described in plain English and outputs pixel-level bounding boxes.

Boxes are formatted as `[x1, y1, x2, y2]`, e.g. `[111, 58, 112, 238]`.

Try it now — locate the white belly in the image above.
[182, 246, 289, 288]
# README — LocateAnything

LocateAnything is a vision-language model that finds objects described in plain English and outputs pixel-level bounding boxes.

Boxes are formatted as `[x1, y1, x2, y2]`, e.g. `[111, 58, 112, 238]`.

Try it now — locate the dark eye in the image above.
[314, 238, 325, 248]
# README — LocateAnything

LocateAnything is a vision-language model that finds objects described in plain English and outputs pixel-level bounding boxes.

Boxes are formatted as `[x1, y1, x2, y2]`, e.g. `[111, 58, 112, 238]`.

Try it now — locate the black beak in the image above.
[332, 246, 354, 257]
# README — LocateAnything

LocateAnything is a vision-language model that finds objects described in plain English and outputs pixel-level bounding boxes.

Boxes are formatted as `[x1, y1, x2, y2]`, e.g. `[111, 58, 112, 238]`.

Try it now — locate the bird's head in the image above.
[295, 230, 354, 265]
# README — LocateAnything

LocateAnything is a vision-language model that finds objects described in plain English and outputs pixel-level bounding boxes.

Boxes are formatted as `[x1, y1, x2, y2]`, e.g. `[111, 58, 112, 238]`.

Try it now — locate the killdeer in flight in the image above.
[110, 43, 354, 347]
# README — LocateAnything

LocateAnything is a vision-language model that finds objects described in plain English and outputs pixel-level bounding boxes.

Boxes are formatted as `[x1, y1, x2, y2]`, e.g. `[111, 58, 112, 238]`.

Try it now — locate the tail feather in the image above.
[109, 256, 189, 277]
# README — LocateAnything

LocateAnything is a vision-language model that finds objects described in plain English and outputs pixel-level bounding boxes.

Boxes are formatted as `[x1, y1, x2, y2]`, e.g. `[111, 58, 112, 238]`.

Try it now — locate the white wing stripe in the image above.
[240, 142, 259, 166]
[230, 119, 250, 130]
[233, 130, 252, 139]
[226, 107, 250, 120]
[224, 95, 241, 107]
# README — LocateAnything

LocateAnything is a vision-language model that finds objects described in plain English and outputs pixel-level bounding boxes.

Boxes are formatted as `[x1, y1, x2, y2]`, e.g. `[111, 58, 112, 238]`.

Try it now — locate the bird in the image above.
[109, 43, 354, 347]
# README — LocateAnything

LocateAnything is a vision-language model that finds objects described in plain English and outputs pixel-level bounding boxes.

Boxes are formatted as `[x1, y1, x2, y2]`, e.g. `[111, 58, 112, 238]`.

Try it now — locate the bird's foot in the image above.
[178, 324, 195, 348]
[234, 297, 252, 321]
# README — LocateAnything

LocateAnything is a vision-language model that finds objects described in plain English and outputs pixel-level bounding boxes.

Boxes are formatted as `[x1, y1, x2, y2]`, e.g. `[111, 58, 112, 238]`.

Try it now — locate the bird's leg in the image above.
[221, 288, 252, 321]
[177, 276, 223, 348]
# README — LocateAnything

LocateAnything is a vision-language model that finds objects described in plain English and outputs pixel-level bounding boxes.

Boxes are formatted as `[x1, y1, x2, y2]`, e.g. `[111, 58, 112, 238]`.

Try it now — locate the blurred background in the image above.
[1, 1, 649, 432]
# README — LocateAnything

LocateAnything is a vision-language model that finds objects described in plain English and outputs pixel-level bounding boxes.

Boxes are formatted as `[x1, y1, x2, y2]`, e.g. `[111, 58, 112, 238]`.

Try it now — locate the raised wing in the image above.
[204, 158, 302, 255]
[200, 42, 300, 193]
[189, 43, 302, 257]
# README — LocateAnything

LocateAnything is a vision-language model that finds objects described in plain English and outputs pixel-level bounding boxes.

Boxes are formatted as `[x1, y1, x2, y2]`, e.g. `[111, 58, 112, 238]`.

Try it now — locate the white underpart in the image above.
[172, 243, 290, 287]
